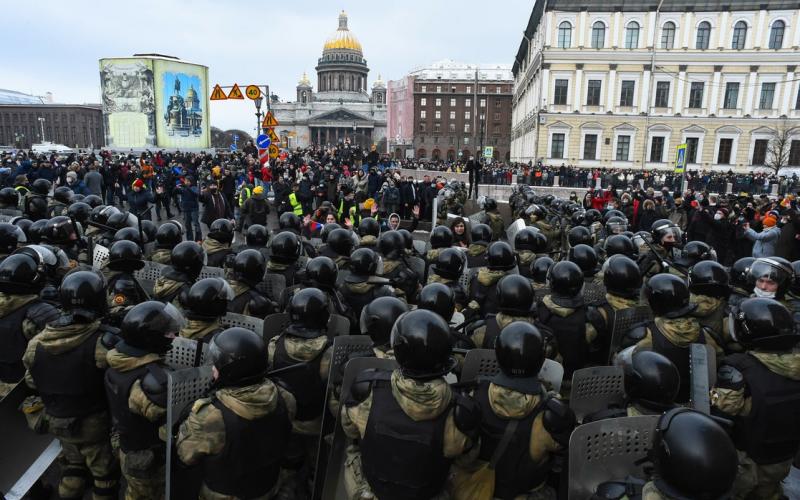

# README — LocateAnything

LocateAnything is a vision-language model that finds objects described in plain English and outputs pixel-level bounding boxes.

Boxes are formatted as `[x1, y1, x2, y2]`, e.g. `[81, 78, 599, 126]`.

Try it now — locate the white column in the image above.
[640, 68, 652, 113]
[717, 11, 730, 49]
[753, 9, 766, 49]
[647, 10, 657, 47]
[541, 68, 550, 109]
[578, 10, 587, 46]
[709, 69, 721, 115]
[781, 69, 796, 115]
[607, 67, 617, 110]
[613, 12, 622, 47]
[744, 70, 758, 115]
[794, 10, 800, 47]
[682, 12, 693, 48]
[674, 70, 686, 114]
[574, 67, 584, 111]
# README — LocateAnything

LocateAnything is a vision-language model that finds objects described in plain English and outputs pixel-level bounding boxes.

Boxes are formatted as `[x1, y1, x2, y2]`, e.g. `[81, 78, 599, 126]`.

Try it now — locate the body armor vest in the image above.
[271, 335, 328, 422]
[537, 301, 588, 377]
[0, 301, 39, 382]
[468, 273, 501, 317]
[649, 321, 704, 404]
[105, 363, 166, 452]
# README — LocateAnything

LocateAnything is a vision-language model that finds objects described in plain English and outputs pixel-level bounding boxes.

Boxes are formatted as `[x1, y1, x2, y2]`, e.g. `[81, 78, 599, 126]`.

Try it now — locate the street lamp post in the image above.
[38, 117, 46, 143]
[254, 96, 264, 136]
[479, 113, 486, 165]
[352, 121, 357, 147]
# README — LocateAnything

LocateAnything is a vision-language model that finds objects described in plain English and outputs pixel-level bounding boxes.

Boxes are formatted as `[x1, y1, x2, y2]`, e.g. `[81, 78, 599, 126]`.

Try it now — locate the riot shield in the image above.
[220, 312, 264, 335]
[262, 312, 291, 341]
[198, 266, 225, 280]
[412, 239, 428, 256]
[92, 244, 109, 270]
[460, 348, 564, 393]
[165, 337, 208, 369]
[406, 256, 426, 282]
[570, 366, 626, 422]
[134, 260, 166, 297]
[567, 415, 659, 500]
[608, 306, 653, 363]
[507, 218, 526, 248]
[258, 273, 287, 303]
[467, 210, 486, 226]
[689, 343, 716, 415]
[327, 314, 351, 338]
[458, 268, 473, 292]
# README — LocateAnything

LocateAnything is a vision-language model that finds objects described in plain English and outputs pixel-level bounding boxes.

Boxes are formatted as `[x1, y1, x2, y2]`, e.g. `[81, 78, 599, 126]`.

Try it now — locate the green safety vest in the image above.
[239, 187, 252, 207]
[289, 192, 303, 216]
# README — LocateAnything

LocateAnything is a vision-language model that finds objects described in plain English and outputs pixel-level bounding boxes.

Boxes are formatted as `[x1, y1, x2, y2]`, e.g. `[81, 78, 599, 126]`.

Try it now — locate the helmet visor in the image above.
[607, 221, 628, 234]
[160, 302, 187, 336]
[19, 244, 58, 267]
[658, 226, 682, 245]
[748, 259, 790, 288]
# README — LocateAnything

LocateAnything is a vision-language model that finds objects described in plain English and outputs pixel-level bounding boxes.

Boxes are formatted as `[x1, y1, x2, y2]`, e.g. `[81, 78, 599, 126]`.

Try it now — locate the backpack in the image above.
[384, 186, 400, 205]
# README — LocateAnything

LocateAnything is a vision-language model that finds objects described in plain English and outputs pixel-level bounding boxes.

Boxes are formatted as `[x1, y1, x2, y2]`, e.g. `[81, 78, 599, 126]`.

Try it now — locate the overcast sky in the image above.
[4, 0, 531, 134]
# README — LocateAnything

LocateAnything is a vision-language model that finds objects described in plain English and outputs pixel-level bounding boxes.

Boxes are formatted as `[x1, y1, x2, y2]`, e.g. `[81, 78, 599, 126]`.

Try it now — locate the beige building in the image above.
[511, 0, 800, 172]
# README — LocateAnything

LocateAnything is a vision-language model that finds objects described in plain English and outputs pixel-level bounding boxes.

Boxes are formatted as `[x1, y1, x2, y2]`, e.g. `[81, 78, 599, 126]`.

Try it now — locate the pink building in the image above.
[387, 74, 415, 158]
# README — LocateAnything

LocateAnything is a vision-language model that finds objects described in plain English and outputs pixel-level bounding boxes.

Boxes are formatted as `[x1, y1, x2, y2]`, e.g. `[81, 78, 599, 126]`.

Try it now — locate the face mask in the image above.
[753, 287, 776, 298]
[714, 213, 723, 220]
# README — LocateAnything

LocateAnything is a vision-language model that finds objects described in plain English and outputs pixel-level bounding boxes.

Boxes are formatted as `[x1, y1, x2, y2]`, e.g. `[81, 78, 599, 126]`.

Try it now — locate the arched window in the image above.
[625, 22, 640, 48]
[696, 21, 711, 49]
[417, 148, 427, 159]
[661, 21, 676, 49]
[769, 20, 785, 49]
[432, 149, 441, 160]
[732, 21, 747, 49]
[301, 91, 307, 104]
[591, 21, 605, 48]
[558, 21, 572, 48]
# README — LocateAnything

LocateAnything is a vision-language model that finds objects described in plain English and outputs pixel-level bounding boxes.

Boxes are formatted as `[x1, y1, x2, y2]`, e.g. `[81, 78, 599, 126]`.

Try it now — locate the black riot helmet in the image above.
[327, 228, 355, 256]
[360, 296, 409, 346]
[487, 241, 516, 271]
[44, 216, 78, 245]
[432, 248, 465, 280]
[651, 408, 737, 500]
[0, 223, 22, 255]
[53, 186, 73, 204]
[603, 255, 642, 299]
[0, 253, 46, 294]
[171, 241, 206, 277]
[320, 223, 341, 244]
[245, 224, 269, 247]
[83, 194, 103, 208]
[287, 287, 330, 334]
[603, 209, 626, 224]
[603, 234, 638, 260]
[233, 250, 266, 286]
[525, 204, 546, 220]
[185, 278, 234, 320]
[689, 261, 730, 299]
[604, 216, 628, 235]
[304, 256, 338, 289]
[114, 227, 144, 247]
[70, 194, 85, 203]
[107, 211, 137, 231]
[108, 240, 145, 272]
[0, 187, 19, 207]
[548, 261, 584, 298]
[623, 350, 680, 410]
[531, 256, 554, 284]
[377, 230, 405, 260]
[584, 209, 602, 226]
[570, 210, 586, 227]
[397, 229, 414, 252]
[531, 232, 548, 254]
[417, 282, 456, 322]
[140, 220, 157, 245]
[208, 327, 269, 388]
[391, 309, 455, 380]
[59, 271, 107, 321]
[645, 274, 695, 318]
[120, 301, 185, 355]
[792, 260, 800, 296]
[269, 232, 301, 264]
[208, 219, 234, 244]
[25, 196, 48, 221]
[513, 227, 539, 252]
[747, 257, 794, 299]
[358, 217, 380, 238]
[67, 201, 92, 226]
[28, 219, 49, 244]
[730, 298, 798, 351]
[651, 219, 682, 249]
[430, 225, 454, 249]
[90, 205, 119, 226]
[470, 223, 492, 244]
[568, 244, 599, 277]
[11, 217, 33, 241]
[675, 241, 716, 269]
[31, 178, 52, 196]
[349, 247, 379, 277]
[156, 222, 183, 250]
[494, 322, 545, 393]
[497, 274, 534, 315]
[568, 225, 593, 247]
[279, 212, 302, 233]
[484, 197, 498, 211]
[731, 257, 755, 293]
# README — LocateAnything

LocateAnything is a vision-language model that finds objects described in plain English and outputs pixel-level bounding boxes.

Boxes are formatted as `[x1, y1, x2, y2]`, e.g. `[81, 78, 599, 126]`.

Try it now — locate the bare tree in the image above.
[766, 120, 797, 176]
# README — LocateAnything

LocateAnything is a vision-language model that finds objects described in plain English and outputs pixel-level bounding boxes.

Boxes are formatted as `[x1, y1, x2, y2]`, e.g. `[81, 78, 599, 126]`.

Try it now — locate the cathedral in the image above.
[272, 11, 387, 150]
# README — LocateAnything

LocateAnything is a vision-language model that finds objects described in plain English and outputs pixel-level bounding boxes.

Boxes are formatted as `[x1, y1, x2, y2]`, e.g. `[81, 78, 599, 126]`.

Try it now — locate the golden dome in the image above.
[185, 85, 197, 100]
[298, 71, 311, 86]
[323, 11, 363, 53]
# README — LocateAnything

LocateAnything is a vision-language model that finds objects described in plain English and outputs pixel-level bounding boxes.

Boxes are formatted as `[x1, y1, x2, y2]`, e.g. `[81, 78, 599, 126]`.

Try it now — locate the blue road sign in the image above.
[230, 143, 237, 151]
[256, 134, 270, 149]
[233, 134, 239, 142]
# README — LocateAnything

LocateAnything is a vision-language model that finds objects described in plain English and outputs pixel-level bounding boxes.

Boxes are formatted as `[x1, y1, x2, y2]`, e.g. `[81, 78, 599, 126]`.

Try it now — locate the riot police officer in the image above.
[318, 227, 354, 270]
[150, 221, 183, 265]
[0, 186, 20, 211]
[227, 250, 274, 317]
[526, 204, 559, 254]
[467, 223, 492, 268]
[278, 211, 317, 258]
[729, 257, 756, 308]
[340, 248, 395, 329]
[44, 215, 90, 268]
[466, 321, 575, 499]
[0, 253, 60, 398]
[23, 271, 119, 500]
[203, 218, 234, 268]
[105, 301, 184, 499]
[359, 296, 410, 358]
[427, 247, 468, 310]
[466, 241, 516, 318]
[233, 223, 271, 261]
[265, 231, 304, 290]
[470, 274, 534, 350]
[483, 197, 505, 240]
[152, 241, 205, 307]
[24, 178, 50, 221]
[0, 222, 25, 262]
[638, 219, 684, 279]
[378, 230, 420, 302]
[180, 278, 232, 343]
[427, 225, 453, 264]
[340, 309, 478, 500]
[689, 260, 731, 347]
[591, 254, 643, 363]
[514, 227, 547, 280]
[568, 225, 594, 248]
[280, 255, 350, 319]
[711, 298, 800, 499]
[747, 257, 794, 310]
[48, 185, 73, 217]
[357, 217, 380, 250]
[600, 234, 638, 262]
[569, 243, 601, 285]
[530, 256, 554, 294]
[176, 327, 294, 500]
[104, 240, 149, 326]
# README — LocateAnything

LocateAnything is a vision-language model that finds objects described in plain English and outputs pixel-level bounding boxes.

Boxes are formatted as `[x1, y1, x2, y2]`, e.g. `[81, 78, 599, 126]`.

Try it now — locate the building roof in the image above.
[545, 0, 800, 11]
[0, 89, 44, 105]
[323, 11, 363, 53]
[408, 60, 513, 81]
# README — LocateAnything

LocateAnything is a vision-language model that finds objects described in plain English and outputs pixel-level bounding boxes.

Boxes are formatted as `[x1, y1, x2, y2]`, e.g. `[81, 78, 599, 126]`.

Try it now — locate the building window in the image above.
[732, 21, 747, 49]
[789, 140, 800, 166]
[495, 100, 502, 108]
[558, 21, 572, 48]
[449, 98, 456, 106]
[717, 138, 733, 164]
[655, 81, 670, 108]
[420, 110, 426, 119]
[464, 137, 470, 145]
[465, 111, 471, 120]
[586, 80, 602, 106]
[435, 110, 441, 119]
[480, 98, 486, 108]
[434, 124, 441, 133]
[619, 80, 635, 106]
[419, 123, 426, 132]
[760, 82, 776, 109]
[420, 97, 426, 106]
[752, 139, 769, 165]
[584, 134, 598, 160]
[650, 136, 665, 162]
[688, 82, 704, 108]
[449, 111, 456, 120]
[494, 112, 501, 121]
[496, 86, 501, 93]
[466, 86, 472, 93]
[435, 98, 441, 107]
[433, 136, 439, 143]
[625, 22, 640, 49]
[770, 20, 785, 49]
[551, 133, 565, 158]
[481, 86, 486, 93]
[686, 137, 699, 163]
[696, 21, 711, 49]
[449, 123, 455, 133]
[554, 79, 569, 105]
[616, 135, 631, 161]
[465, 98, 471, 107]
[493, 125, 501, 135]
[723, 82, 739, 109]
[661, 21, 676, 49]
[449, 137, 455, 145]
[421, 85, 426, 92]
[591, 21, 605, 48]
[464, 124, 471, 133]
[436, 85, 442, 93]
[796, 88, 800, 110]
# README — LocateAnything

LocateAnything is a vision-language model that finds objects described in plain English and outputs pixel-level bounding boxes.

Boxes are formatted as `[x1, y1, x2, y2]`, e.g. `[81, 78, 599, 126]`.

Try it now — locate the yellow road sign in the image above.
[262, 111, 279, 127]
[245, 85, 261, 100]
[227, 84, 244, 99]
[267, 128, 279, 143]
[210, 84, 227, 100]
[268, 144, 279, 159]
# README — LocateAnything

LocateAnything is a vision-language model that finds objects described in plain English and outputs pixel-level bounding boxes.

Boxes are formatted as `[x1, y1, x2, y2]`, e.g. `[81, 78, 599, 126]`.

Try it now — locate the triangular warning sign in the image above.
[210, 84, 227, 101]
[267, 128, 279, 143]
[227, 84, 244, 99]
[262, 111, 279, 128]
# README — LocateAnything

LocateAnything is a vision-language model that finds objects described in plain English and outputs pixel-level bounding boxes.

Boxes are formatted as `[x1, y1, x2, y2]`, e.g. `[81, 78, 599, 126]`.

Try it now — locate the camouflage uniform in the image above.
[180, 318, 224, 343]
[149, 249, 172, 265]
[485, 210, 505, 241]
[23, 320, 119, 500]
